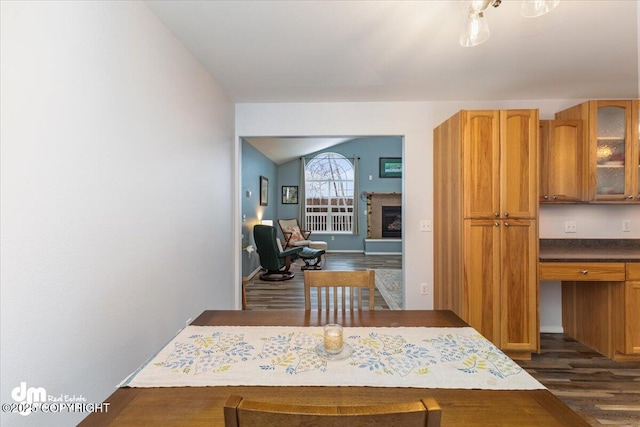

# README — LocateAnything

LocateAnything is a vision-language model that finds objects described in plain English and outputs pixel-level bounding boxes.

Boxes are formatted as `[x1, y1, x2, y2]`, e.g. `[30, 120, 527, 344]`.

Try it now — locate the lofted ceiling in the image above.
[147, 0, 639, 103]
[146, 0, 640, 161]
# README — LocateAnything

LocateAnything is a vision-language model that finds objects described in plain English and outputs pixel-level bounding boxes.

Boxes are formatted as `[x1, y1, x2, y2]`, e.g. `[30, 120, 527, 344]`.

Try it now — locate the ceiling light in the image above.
[460, 12, 490, 47]
[459, 0, 558, 47]
[521, 0, 559, 17]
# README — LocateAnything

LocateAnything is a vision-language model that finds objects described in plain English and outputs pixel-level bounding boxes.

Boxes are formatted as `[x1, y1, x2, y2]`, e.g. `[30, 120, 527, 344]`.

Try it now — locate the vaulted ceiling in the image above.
[147, 1, 639, 103]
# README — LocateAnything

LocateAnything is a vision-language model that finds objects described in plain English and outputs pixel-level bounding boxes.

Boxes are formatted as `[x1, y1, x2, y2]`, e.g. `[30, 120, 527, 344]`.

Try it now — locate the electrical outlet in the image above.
[420, 220, 432, 232]
[420, 283, 429, 295]
[564, 221, 577, 233]
[623, 220, 631, 232]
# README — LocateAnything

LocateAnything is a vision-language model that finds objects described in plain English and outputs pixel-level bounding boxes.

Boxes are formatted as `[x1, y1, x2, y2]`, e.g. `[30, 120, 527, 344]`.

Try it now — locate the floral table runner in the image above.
[123, 326, 544, 390]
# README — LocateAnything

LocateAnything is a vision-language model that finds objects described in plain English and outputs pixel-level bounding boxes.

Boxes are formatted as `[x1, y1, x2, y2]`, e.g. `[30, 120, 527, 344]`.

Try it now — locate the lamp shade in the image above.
[261, 219, 273, 226]
[460, 12, 490, 47]
[521, 0, 559, 17]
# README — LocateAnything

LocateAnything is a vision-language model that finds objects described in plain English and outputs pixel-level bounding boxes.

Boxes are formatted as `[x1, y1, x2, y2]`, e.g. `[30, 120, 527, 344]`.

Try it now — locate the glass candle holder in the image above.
[323, 324, 343, 355]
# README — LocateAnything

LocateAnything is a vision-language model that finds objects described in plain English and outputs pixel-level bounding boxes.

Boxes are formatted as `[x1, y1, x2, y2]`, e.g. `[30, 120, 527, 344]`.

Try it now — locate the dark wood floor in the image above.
[244, 252, 401, 310]
[244, 253, 640, 427]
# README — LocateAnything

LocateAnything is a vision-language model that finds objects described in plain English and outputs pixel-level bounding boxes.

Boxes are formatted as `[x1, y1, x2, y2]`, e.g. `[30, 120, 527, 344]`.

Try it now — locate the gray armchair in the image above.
[253, 225, 303, 281]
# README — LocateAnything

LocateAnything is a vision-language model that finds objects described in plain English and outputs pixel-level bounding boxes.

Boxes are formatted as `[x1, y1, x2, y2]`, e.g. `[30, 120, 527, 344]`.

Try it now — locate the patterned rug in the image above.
[374, 269, 403, 310]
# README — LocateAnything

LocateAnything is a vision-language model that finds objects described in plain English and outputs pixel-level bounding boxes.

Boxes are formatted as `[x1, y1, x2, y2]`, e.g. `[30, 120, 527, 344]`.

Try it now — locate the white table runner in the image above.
[123, 326, 544, 390]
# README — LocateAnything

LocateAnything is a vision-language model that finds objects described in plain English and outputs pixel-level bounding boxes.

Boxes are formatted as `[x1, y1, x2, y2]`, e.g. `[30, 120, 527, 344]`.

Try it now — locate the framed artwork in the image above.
[281, 186, 299, 204]
[379, 157, 402, 178]
[259, 176, 268, 206]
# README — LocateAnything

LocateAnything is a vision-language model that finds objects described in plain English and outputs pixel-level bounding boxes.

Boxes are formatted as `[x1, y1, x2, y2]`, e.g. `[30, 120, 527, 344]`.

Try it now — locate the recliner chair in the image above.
[253, 225, 303, 281]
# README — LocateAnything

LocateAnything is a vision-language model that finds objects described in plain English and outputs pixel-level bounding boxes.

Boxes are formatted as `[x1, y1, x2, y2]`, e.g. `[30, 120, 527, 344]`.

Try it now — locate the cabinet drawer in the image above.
[628, 263, 640, 281]
[539, 262, 626, 281]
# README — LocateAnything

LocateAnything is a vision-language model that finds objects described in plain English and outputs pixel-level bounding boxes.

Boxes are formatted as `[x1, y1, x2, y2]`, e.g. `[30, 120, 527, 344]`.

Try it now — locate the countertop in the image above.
[539, 239, 640, 262]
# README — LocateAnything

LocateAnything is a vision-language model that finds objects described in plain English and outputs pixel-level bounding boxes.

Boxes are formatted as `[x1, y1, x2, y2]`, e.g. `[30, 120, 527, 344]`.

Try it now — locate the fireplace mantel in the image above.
[365, 193, 401, 239]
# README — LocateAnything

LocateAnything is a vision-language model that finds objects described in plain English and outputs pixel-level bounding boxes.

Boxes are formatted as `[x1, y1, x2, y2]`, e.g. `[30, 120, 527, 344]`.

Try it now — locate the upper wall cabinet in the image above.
[556, 100, 639, 203]
[539, 120, 585, 203]
[463, 110, 538, 219]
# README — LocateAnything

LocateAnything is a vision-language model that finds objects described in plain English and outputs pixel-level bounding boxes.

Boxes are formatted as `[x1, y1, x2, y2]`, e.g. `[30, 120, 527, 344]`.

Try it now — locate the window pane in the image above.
[305, 152, 354, 232]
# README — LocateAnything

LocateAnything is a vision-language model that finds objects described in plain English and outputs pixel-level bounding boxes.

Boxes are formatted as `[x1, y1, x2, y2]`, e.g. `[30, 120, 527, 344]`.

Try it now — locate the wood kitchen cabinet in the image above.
[539, 120, 585, 202]
[434, 109, 539, 358]
[556, 100, 640, 202]
[541, 260, 640, 361]
[614, 263, 640, 356]
[634, 100, 639, 199]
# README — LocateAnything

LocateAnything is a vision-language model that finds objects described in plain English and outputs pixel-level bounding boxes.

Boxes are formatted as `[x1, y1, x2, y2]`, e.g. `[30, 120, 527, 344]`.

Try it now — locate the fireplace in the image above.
[381, 206, 402, 238]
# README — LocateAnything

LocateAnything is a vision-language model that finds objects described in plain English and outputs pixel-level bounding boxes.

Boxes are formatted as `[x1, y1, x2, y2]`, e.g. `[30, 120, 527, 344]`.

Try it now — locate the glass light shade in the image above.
[460, 12, 490, 47]
[521, 0, 559, 17]
[461, 0, 493, 14]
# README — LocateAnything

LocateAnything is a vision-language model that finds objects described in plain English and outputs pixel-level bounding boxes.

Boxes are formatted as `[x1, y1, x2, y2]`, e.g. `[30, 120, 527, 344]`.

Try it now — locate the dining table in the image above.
[79, 310, 590, 426]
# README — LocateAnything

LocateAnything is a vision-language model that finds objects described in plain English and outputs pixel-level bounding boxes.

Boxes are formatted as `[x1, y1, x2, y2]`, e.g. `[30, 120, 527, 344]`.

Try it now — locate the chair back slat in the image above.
[303, 270, 376, 311]
[224, 395, 441, 427]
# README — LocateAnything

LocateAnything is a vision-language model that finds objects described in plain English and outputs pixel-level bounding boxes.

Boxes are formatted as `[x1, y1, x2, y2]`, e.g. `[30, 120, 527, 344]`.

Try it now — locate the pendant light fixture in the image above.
[521, 0, 559, 17]
[460, 0, 559, 47]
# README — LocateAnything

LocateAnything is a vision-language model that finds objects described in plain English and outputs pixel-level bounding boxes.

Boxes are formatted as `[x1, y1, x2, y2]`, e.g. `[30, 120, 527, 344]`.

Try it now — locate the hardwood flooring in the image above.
[244, 253, 640, 427]
[244, 252, 401, 310]
[520, 334, 640, 427]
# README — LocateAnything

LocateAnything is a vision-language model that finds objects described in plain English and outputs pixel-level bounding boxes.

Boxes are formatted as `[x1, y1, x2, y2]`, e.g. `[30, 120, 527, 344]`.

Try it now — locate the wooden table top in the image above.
[79, 310, 590, 427]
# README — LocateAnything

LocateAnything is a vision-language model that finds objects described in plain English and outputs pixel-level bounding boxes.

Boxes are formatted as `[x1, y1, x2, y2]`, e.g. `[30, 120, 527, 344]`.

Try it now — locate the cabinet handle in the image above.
[581, 270, 588, 275]
[543, 195, 549, 200]
[504, 222, 509, 227]
[552, 195, 557, 200]
[495, 222, 500, 227]
[494, 212, 500, 217]
[504, 212, 509, 217]
[628, 195, 634, 200]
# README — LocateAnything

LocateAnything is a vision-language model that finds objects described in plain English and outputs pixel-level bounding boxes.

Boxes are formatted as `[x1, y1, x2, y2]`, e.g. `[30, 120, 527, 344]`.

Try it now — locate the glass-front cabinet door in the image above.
[590, 100, 634, 201]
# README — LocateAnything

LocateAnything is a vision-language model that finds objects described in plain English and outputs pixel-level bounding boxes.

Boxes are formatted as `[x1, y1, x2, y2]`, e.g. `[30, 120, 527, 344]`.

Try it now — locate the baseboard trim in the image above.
[540, 326, 564, 334]
[245, 267, 262, 281]
[364, 251, 402, 256]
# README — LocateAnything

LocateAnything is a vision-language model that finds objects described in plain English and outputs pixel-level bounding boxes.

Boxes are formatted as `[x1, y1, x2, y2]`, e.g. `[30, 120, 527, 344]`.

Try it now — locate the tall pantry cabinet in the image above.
[434, 110, 540, 359]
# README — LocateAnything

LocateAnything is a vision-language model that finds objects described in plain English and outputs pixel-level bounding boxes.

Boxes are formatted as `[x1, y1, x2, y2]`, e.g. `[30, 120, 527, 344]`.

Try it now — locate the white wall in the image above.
[235, 99, 595, 311]
[0, 2, 234, 426]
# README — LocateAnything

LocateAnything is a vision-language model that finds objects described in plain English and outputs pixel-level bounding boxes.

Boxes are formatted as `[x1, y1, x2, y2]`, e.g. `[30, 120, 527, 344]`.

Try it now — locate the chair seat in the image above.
[308, 241, 328, 251]
[290, 240, 312, 247]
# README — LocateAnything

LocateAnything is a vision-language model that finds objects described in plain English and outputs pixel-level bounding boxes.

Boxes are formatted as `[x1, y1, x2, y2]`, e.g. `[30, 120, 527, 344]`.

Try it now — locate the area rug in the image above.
[373, 269, 403, 310]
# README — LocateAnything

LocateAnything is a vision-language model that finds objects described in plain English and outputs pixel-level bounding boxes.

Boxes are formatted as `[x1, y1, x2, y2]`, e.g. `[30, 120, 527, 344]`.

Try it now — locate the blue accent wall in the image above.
[241, 139, 277, 276]
[277, 136, 402, 251]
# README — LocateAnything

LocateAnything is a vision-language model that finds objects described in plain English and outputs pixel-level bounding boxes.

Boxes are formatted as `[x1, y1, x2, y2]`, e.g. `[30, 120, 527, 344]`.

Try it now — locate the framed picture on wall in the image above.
[379, 157, 402, 178]
[260, 176, 268, 206]
[281, 186, 298, 204]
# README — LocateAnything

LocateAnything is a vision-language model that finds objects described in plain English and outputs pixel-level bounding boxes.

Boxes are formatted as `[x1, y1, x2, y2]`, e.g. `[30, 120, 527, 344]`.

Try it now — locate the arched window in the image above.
[305, 152, 354, 233]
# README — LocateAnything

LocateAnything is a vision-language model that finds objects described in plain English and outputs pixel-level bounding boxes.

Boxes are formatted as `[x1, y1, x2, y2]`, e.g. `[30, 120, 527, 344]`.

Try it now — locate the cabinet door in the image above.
[463, 220, 501, 345]
[463, 111, 500, 219]
[589, 100, 634, 201]
[632, 100, 639, 200]
[624, 281, 640, 354]
[540, 120, 584, 202]
[501, 110, 538, 217]
[500, 219, 539, 352]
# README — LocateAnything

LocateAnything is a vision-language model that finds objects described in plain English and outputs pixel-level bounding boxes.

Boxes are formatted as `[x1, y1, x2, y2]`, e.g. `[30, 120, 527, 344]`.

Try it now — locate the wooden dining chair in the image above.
[303, 270, 376, 310]
[223, 395, 441, 427]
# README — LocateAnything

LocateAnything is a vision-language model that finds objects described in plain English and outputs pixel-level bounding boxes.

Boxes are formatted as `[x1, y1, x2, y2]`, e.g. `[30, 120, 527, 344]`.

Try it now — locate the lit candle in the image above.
[323, 324, 343, 355]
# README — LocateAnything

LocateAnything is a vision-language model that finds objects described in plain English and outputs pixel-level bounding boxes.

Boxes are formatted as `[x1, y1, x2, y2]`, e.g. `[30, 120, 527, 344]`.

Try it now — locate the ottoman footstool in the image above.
[298, 247, 325, 270]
